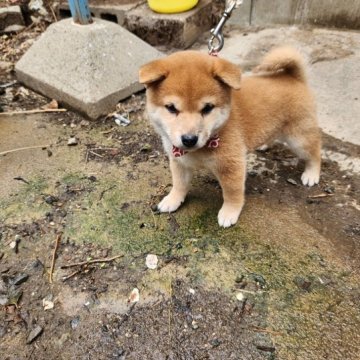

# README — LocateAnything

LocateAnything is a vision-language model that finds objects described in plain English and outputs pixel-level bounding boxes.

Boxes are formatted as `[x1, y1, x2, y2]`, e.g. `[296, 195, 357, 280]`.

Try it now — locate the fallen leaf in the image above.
[128, 288, 139, 303]
[42, 99, 58, 110]
[42, 298, 54, 310]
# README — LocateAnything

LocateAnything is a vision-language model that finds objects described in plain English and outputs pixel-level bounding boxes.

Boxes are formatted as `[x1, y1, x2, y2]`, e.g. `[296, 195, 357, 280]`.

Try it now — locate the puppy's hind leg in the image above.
[158, 158, 193, 213]
[285, 127, 321, 187]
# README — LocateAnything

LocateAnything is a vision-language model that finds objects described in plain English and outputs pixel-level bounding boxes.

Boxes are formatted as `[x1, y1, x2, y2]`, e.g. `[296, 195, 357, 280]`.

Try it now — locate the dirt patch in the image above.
[85, 128, 163, 165]
[1, 23, 360, 360]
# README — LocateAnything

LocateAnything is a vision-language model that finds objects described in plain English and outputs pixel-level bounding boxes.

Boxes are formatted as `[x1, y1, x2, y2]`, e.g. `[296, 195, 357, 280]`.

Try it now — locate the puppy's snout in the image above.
[181, 134, 198, 148]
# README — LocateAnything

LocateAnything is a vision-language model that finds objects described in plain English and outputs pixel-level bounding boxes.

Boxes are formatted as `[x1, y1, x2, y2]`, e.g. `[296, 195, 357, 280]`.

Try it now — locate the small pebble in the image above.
[12, 273, 29, 286]
[44, 195, 58, 205]
[191, 320, 199, 330]
[236, 292, 245, 301]
[128, 288, 139, 303]
[26, 325, 43, 344]
[145, 254, 158, 269]
[210, 339, 221, 348]
[67, 137, 78, 146]
[287, 178, 298, 186]
[70, 317, 80, 330]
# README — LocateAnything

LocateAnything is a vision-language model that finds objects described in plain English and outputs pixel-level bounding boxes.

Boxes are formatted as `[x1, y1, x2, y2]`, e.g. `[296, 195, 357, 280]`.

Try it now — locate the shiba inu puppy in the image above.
[139, 47, 321, 227]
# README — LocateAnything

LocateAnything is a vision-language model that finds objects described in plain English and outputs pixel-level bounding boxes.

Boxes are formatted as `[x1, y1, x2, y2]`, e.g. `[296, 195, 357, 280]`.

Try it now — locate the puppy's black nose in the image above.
[181, 135, 198, 148]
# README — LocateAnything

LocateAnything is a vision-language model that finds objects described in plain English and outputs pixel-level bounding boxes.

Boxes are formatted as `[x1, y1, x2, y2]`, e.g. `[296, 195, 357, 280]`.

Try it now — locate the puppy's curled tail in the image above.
[253, 47, 307, 82]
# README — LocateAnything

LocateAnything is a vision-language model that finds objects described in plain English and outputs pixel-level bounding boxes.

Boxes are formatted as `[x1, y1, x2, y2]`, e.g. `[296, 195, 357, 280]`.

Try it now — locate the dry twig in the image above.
[89, 150, 104, 158]
[1, 108, 66, 116]
[0, 145, 50, 156]
[62, 269, 81, 282]
[99, 185, 116, 201]
[60, 254, 123, 269]
[307, 193, 334, 199]
[49, 233, 62, 283]
[251, 326, 282, 336]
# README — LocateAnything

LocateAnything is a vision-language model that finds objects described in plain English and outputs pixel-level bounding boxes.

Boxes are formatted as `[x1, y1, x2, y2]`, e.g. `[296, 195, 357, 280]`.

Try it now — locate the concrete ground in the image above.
[0, 26, 359, 359]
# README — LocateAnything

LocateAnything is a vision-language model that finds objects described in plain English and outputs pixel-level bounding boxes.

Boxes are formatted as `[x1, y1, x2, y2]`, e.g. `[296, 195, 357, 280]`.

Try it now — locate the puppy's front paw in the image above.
[217, 204, 242, 228]
[158, 193, 184, 213]
[301, 169, 320, 187]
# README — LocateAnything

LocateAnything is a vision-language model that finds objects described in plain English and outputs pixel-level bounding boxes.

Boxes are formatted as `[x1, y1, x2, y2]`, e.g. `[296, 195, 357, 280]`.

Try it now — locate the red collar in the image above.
[172, 135, 220, 157]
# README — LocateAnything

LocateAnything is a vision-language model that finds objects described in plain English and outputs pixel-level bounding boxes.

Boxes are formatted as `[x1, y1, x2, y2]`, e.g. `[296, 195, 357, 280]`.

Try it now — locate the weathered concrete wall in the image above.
[295, 0, 360, 29]
[228, 0, 360, 29]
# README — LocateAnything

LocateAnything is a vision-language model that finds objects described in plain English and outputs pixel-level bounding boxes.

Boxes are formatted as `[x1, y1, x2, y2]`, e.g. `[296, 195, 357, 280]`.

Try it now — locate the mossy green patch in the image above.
[0, 176, 49, 223]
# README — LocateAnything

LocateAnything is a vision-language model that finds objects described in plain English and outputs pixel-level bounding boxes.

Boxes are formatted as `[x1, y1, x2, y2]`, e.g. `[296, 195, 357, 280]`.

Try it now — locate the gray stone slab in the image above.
[251, 0, 300, 26]
[295, 0, 360, 29]
[235, 0, 360, 30]
[15, 18, 162, 119]
[125, 0, 213, 48]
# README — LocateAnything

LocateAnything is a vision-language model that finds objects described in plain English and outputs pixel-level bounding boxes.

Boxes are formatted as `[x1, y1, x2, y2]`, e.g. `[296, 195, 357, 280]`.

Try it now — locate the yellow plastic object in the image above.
[148, 0, 199, 14]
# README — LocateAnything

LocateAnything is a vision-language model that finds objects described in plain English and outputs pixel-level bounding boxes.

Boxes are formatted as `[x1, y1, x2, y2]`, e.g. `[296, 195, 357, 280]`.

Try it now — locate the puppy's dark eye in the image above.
[201, 103, 215, 116]
[165, 103, 179, 115]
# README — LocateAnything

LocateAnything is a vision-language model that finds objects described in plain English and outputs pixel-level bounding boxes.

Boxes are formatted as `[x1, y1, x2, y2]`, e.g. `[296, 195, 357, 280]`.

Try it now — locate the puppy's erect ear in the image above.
[139, 59, 168, 86]
[213, 58, 242, 90]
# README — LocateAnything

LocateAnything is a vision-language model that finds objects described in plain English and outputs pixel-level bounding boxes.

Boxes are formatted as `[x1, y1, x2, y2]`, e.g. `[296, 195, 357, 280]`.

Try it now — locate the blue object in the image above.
[68, 0, 93, 25]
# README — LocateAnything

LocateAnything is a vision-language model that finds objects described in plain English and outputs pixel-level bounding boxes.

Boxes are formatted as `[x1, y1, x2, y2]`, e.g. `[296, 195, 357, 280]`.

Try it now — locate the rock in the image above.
[70, 316, 80, 329]
[128, 288, 139, 303]
[254, 333, 275, 352]
[25, 259, 44, 272]
[114, 114, 131, 127]
[324, 186, 335, 194]
[236, 292, 246, 301]
[26, 325, 43, 344]
[145, 254, 158, 269]
[210, 338, 221, 348]
[0, 295, 9, 306]
[67, 137, 78, 146]
[125, 1, 213, 49]
[191, 320, 199, 330]
[42, 298, 54, 310]
[6, 288, 23, 306]
[80, 120, 90, 127]
[12, 273, 29, 286]
[0, 61, 12, 72]
[249, 273, 266, 289]
[287, 178, 298, 186]
[29, 0, 48, 17]
[44, 195, 59, 205]
[3, 24, 25, 33]
[140, 143, 152, 152]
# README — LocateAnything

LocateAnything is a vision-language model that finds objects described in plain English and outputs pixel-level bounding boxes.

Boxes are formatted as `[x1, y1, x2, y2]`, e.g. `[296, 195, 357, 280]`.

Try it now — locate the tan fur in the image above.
[139, 47, 321, 227]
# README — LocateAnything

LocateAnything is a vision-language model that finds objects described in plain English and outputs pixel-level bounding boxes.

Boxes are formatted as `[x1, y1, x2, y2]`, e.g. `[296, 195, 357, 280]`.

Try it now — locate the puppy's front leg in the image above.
[216, 160, 246, 228]
[158, 158, 193, 213]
